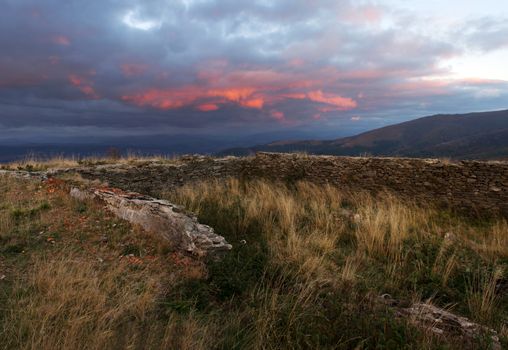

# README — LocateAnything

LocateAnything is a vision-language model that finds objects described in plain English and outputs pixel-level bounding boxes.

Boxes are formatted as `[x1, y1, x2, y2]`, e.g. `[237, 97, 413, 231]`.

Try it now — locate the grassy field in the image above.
[0, 153, 181, 172]
[1, 174, 507, 349]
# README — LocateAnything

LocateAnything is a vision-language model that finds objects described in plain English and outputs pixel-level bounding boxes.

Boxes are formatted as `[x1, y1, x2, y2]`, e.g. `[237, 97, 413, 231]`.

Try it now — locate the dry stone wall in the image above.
[75, 152, 508, 217]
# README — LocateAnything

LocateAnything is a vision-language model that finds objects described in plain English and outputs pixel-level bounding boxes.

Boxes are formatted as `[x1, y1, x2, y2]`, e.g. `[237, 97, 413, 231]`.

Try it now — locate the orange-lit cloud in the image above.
[68, 74, 99, 99]
[209, 88, 256, 102]
[3, 0, 508, 139]
[307, 90, 358, 110]
[123, 86, 268, 111]
[283, 93, 307, 100]
[68, 75, 82, 86]
[121, 80, 358, 118]
[122, 88, 194, 109]
[120, 63, 356, 116]
[52, 35, 70, 46]
[270, 110, 285, 121]
[197, 103, 219, 112]
[284, 90, 357, 111]
[241, 98, 264, 109]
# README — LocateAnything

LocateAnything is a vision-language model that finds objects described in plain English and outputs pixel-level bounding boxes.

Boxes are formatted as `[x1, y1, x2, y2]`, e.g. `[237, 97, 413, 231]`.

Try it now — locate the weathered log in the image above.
[70, 187, 232, 257]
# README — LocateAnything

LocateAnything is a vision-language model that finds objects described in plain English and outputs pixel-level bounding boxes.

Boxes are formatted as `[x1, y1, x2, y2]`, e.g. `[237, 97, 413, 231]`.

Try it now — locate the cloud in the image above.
[270, 110, 285, 121]
[52, 35, 70, 46]
[122, 9, 162, 31]
[0, 0, 507, 142]
[306, 90, 357, 111]
[458, 17, 508, 52]
[197, 103, 219, 112]
[68, 74, 99, 99]
[121, 63, 148, 77]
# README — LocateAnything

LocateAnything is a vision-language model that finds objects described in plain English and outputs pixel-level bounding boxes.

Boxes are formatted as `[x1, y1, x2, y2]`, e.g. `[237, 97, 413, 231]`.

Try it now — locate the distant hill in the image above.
[218, 109, 508, 160]
[0, 130, 342, 163]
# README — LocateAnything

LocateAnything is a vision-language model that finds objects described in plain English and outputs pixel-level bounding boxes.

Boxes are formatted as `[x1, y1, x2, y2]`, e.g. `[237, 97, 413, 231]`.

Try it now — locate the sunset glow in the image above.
[0, 0, 507, 142]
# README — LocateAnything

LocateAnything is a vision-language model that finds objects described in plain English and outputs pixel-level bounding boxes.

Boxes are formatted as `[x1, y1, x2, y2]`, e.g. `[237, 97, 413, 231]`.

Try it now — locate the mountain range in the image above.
[0, 129, 345, 163]
[219, 109, 508, 160]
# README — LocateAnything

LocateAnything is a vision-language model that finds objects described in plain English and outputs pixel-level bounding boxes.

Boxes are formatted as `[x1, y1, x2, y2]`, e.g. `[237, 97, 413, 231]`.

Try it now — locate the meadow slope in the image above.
[1, 174, 507, 349]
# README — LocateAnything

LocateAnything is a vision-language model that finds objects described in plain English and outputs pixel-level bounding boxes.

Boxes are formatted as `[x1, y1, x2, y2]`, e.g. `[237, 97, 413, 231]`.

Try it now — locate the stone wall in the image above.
[76, 155, 246, 195]
[75, 153, 508, 217]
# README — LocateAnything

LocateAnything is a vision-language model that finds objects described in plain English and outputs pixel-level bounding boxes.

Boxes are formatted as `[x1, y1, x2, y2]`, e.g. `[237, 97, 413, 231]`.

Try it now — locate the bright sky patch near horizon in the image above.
[0, 0, 507, 142]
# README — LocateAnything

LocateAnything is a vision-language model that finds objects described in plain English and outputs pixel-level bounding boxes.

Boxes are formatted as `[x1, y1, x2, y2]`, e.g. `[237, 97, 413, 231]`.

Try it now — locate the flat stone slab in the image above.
[70, 187, 232, 257]
[380, 294, 501, 349]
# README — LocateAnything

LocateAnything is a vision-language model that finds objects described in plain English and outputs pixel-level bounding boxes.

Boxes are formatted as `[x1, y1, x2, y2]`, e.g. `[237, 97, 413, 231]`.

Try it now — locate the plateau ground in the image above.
[1, 155, 507, 349]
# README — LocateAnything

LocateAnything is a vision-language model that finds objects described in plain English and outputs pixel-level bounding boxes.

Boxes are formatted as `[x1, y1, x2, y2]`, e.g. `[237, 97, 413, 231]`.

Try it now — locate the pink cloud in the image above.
[52, 35, 70, 46]
[68, 74, 82, 86]
[68, 74, 99, 99]
[48, 56, 60, 65]
[121, 63, 148, 77]
[0, 74, 45, 88]
[120, 63, 358, 118]
[284, 90, 357, 111]
[270, 110, 285, 121]
[241, 98, 264, 109]
[197, 103, 219, 112]
[122, 83, 358, 118]
[122, 87, 202, 110]
[307, 90, 358, 110]
[289, 58, 305, 67]
[342, 5, 384, 24]
[122, 86, 265, 111]
[209, 87, 256, 102]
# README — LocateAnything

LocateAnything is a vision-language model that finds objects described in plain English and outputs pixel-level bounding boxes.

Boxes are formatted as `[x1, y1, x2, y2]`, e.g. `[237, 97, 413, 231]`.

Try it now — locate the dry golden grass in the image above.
[0, 175, 216, 350]
[2, 253, 217, 350]
[2, 154, 81, 171]
[170, 179, 348, 284]
[470, 220, 508, 259]
[167, 179, 508, 336]
[0, 152, 181, 171]
[466, 266, 504, 323]
[1, 175, 507, 349]
[353, 192, 430, 259]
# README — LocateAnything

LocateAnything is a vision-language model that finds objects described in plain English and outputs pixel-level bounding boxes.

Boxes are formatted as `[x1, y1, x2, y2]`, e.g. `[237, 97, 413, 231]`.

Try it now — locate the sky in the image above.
[1, 0, 507, 144]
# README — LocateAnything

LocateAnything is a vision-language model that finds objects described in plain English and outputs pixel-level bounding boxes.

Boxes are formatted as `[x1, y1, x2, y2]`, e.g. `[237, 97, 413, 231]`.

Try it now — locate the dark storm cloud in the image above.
[0, 0, 507, 141]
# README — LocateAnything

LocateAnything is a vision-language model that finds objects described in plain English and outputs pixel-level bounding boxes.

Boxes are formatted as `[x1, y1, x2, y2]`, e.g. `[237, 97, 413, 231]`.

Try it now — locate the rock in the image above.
[338, 208, 361, 223]
[3, 151, 508, 219]
[69, 187, 91, 201]
[379, 293, 398, 306]
[443, 231, 456, 245]
[380, 295, 501, 349]
[70, 187, 232, 257]
[0, 169, 48, 180]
